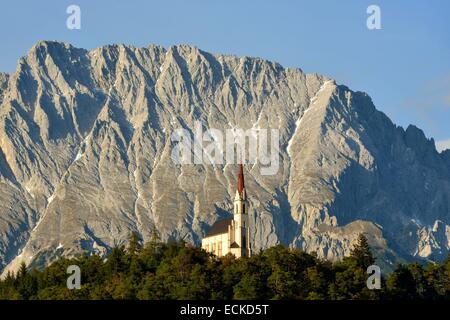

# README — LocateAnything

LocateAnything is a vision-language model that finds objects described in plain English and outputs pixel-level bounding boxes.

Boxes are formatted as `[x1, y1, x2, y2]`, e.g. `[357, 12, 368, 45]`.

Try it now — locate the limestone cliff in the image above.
[0, 41, 449, 274]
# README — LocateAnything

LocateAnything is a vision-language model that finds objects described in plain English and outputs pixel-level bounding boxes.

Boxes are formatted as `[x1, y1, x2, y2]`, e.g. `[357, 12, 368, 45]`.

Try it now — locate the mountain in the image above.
[0, 41, 449, 274]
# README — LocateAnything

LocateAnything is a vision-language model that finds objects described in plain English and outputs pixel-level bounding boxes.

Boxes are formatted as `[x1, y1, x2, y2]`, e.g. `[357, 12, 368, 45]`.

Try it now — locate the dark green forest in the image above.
[0, 234, 449, 300]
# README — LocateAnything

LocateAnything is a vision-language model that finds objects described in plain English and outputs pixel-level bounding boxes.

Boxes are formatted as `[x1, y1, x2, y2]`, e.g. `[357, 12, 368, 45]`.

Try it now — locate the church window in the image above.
[217, 242, 222, 256]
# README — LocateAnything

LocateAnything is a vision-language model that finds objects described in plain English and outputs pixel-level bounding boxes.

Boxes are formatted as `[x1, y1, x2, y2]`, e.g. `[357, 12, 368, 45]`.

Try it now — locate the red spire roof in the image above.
[237, 163, 245, 195]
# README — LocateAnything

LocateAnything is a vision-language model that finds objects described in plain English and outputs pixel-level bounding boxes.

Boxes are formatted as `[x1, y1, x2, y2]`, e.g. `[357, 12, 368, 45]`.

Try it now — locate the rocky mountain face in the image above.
[0, 41, 449, 274]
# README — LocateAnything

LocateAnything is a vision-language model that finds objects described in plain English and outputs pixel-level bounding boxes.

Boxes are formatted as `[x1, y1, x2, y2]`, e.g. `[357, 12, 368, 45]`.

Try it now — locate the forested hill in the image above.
[0, 235, 449, 300]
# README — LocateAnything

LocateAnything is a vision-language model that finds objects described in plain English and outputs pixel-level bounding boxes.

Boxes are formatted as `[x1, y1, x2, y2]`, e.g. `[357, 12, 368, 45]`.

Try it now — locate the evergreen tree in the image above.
[127, 232, 142, 255]
[386, 264, 417, 299]
[350, 234, 375, 269]
[17, 262, 28, 280]
[149, 225, 161, 246]
[12, 262, 38, 300]
[107, 246, 127, 275]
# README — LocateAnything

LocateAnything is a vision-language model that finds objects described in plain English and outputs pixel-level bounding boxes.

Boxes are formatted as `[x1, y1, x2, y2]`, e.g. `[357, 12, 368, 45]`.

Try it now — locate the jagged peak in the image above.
[17, 40, 88, 77]
[168, 43, 199, 52]
[20, 41, 306, 83]
[405, 124, 429, 144]
[32, 39, 72, 49]
[441, 149, 450, 165]
[28, 40, 81, 57]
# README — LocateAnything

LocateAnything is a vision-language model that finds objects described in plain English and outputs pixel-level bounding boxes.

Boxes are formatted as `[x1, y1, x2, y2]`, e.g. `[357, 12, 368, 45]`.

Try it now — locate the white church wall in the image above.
[201, 232, 230, 256]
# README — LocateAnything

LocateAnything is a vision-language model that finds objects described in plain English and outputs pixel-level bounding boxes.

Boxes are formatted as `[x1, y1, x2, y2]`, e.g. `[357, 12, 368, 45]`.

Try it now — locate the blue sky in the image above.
[1, 0, 449, 146]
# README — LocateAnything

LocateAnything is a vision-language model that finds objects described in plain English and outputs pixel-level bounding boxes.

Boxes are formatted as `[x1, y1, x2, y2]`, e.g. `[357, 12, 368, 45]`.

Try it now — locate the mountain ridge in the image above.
[0, 41, 449, 275]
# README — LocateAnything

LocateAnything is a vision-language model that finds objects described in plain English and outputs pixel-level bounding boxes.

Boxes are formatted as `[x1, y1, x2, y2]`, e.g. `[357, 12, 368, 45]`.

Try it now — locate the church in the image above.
[201, 164, 252, 258]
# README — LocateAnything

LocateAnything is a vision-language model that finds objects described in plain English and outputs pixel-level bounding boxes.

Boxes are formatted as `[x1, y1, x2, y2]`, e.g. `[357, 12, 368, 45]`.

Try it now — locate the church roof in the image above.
[230, 242, 240, 248]
[205, 218, 233, 237]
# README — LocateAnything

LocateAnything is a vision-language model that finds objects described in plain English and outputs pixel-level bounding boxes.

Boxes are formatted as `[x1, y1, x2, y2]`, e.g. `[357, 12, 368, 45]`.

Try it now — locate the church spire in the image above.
[237, 163, 245, 196]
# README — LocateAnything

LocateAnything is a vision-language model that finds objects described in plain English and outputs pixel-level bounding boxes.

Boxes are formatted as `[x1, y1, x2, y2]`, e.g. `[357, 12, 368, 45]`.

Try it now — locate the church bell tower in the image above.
[230, 164, 252, 257]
